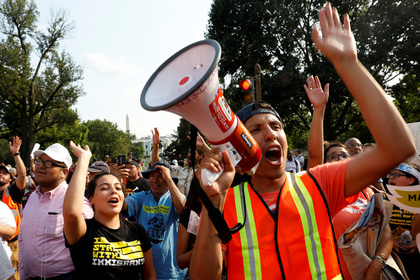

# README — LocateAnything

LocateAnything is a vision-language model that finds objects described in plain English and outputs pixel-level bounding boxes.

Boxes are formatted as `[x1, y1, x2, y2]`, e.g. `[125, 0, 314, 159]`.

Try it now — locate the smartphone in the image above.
[117, 154, 126, 166]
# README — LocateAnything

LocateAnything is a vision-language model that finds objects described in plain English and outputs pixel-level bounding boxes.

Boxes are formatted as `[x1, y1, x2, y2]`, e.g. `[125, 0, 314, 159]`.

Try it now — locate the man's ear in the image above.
[408, 177, 416, 185]
[62, 168, 69, 179]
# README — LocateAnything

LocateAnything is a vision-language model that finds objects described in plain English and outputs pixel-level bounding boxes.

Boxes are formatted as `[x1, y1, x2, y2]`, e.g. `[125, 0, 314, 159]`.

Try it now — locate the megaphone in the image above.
[140, 39, 261, 174]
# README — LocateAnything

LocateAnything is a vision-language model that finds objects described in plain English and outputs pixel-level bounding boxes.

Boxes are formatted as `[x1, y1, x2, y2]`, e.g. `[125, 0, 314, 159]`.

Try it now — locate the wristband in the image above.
[13, 152, 20, 156]
[373, 255, 387, 269]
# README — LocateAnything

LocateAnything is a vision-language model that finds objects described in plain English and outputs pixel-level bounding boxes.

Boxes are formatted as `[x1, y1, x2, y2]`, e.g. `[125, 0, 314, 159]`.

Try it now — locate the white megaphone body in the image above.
[140, 39, 261, 182]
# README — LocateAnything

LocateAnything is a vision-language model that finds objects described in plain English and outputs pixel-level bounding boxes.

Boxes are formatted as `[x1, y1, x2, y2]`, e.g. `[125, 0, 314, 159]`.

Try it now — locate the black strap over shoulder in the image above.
[190, 125, 232, 244]
[197, 184, 232, 243]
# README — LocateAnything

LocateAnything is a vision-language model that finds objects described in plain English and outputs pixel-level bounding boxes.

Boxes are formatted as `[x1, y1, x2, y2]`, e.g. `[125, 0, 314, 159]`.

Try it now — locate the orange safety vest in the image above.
[223, 172, 343, 280]
[1, 187, 21, 240]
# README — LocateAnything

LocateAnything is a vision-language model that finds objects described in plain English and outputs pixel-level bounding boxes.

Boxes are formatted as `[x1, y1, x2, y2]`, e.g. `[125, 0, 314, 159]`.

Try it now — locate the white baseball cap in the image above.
[33, 143, 72, 169]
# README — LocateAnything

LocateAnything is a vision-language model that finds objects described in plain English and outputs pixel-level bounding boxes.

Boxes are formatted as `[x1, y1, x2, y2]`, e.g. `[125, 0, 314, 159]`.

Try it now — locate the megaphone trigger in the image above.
[216, 142, 242, 166]
[201, 142, 242, 185]
[201, 168, 223, 186]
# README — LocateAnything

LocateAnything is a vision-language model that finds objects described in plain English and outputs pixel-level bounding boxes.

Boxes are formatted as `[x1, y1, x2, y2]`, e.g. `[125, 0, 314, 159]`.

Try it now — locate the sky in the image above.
[35, 0, 214, 139]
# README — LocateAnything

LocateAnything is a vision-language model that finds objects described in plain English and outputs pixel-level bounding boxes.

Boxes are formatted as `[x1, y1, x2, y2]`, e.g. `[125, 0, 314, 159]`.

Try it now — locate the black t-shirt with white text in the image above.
[65, 218, 152, 280]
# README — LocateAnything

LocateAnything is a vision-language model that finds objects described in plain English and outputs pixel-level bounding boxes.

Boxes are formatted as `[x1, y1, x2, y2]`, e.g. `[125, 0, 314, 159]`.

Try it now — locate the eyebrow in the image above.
[246, 123, 260, 130]
[269, 120, 282, 128]
[98, 182, 121, 187]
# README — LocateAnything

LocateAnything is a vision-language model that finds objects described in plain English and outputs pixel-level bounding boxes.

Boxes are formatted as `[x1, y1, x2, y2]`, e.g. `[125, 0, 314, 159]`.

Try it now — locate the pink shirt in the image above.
[18, 181, 93, 279]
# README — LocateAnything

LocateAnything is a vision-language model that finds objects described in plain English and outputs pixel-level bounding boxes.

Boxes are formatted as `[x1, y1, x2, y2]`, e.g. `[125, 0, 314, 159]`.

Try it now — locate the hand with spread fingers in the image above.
[69, 141, 91, 160]
[9, 136, 22, 155]
[312, 2, 357, 65]
[304, 76, 329, 109]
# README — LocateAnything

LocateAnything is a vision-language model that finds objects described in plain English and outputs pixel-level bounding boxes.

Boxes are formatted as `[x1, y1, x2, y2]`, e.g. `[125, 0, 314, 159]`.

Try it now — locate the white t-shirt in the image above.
[285, 158, 300, 173]
[171, 165, 195, 195]
[0, 201, 16, 259]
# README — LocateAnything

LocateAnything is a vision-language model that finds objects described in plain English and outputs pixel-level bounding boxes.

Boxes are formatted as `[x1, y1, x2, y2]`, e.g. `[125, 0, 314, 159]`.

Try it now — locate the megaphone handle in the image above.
[200, 142, 242, 185]
[201, 168, 223, 186]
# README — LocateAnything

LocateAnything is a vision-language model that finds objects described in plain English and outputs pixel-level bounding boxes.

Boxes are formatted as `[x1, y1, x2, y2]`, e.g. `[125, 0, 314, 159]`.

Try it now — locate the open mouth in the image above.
[108, 198, 119, 205]
[264, 147, 281, 164]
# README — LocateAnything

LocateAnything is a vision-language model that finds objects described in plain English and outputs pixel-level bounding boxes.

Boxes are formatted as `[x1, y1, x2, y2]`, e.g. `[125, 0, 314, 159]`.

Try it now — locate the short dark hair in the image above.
[324, 141, 350, 163]
[405, 162, 420, 185]
[196, 146, 206, 157]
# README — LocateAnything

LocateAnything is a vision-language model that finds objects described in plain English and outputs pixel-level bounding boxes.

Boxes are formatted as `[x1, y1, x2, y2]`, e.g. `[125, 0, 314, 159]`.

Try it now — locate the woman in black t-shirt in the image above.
[63, 141, 156, 280]
[176, 176, 202, 279]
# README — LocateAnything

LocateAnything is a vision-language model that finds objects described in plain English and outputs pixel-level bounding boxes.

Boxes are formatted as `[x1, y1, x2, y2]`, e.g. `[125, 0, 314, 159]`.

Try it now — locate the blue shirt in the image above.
[124, 190, 186, 280]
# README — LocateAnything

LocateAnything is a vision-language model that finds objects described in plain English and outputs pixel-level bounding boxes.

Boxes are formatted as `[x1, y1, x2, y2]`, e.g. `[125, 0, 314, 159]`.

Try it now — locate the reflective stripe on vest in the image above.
[288, 172, 327, 280]
[230, 174, 342, 280]
[2, 187, 21, 240]
[234, 184, 262, 280]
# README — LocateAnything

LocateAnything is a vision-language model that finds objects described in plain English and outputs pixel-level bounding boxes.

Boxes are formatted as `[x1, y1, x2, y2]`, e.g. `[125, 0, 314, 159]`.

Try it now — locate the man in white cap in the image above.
[19, 143, 93, 280]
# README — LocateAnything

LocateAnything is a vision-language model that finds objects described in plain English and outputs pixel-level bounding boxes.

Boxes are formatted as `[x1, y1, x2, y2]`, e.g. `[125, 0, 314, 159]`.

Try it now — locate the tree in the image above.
[85, 119, 132, 161]
[206, 0, 420, 148]
[131, 141, 145, 160]
[34, 108, 88, 161]
[0, 138, 10, 163]
[163, 118, 192, 161]
[0, 0, 84, 165]
[390, 73, 420, 124]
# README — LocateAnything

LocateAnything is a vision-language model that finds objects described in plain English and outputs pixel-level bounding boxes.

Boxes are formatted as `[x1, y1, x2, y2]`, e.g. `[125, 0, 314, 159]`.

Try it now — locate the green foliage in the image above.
[205, 0, 420, 148]
[391, 73, 420, 124]
[0, 138, 11, 164]
[0, 0, 85, 165]
[163, 118, 191, 161]
[131, 141, 145, 160]
[85, 119, 132, 161]
[34, 108, 88, 161]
